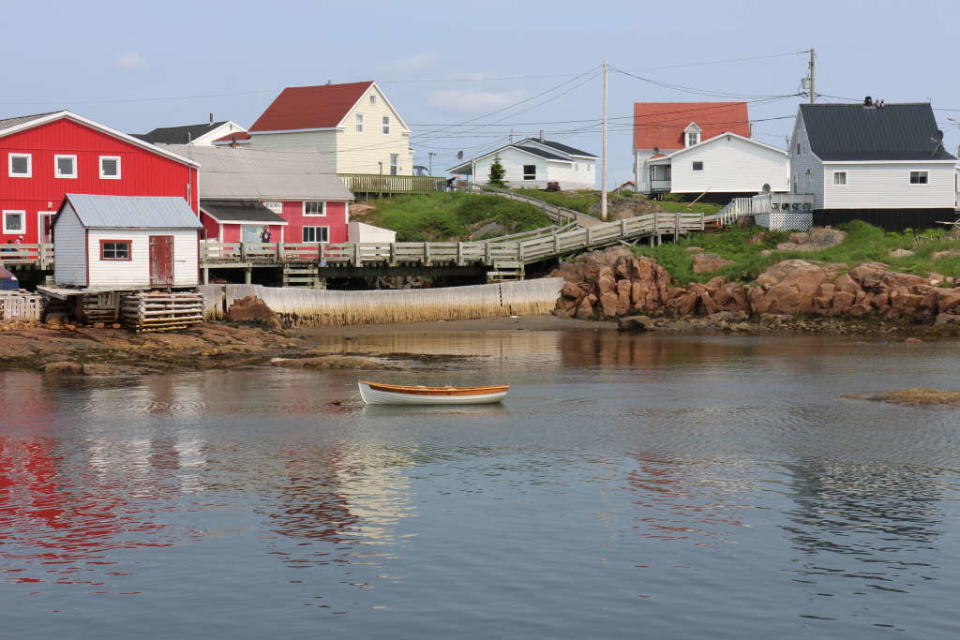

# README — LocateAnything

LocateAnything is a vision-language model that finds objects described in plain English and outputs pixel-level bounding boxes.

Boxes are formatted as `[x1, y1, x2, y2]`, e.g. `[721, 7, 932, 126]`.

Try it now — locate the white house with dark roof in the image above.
[447, 137, 597, 190]
[790, 100, 957, 229]
[53, 194, 202, 289]
[134, 119, 246, 146]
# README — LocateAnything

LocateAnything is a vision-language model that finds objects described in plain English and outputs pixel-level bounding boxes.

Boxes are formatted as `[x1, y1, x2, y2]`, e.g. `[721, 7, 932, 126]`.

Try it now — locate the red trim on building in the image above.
[98, 238, 133, 261]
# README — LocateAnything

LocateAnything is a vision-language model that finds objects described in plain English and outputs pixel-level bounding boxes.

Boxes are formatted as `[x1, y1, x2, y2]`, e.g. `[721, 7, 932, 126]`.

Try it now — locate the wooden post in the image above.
[674, 213, 680, 241]
[554, 233, 560, 253]
[653, 211, 660, 246]
[485, 241, 491, 264]
[516, 242, 523, 262]
[700, 212, 705, 230]
[586, 227, 593, 246]
[203, 267, 209, 284]
[620, 218, 627, 238]
[423, 242, 431, 266]
[244, 267, 252, 284]
[240, 242, 247, 263]
[457, 242, 463, 266]
[353, 243, 361, 266]
[389, 242, 396, 266]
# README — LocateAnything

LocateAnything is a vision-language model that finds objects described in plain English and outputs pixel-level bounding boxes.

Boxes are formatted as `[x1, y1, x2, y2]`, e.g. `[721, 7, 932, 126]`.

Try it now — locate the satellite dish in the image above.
[456, 150, 464, 160]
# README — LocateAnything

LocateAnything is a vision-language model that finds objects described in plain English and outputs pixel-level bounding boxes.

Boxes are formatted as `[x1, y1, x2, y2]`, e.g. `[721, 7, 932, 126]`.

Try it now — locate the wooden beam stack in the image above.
[121, 292, 204, 333]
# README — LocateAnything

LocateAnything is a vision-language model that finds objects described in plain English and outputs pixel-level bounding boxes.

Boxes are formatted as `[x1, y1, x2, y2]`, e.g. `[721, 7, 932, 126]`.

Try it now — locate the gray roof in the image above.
[447, 137, 595, 173]
[162, 144, 354, 201]
[0, 111, 60, 134]
[519, 138, 597, 158]
[511, 143, 568, 161]
[63, 194, 203, 229]
[199, 200, 286, 224]
[800, 103, 956, 161]
[134, 122, 229, 145]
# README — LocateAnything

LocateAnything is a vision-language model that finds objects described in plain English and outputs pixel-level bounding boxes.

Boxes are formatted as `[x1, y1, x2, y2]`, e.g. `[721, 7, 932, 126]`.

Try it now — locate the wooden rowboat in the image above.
[358, 380, 510, 405]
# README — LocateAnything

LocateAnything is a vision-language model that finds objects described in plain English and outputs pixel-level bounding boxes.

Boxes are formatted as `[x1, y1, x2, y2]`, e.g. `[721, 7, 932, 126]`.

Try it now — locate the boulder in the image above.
[684, 246, 705, 254]
[617, 315, 654, 331]
[889, 248, 915, 258]
[776, 228, 846, 252]
[43, 361, 83, 375]
[227, 296, 277, 324]
[692, 253, 735, 274]
[933, 250, 960, 260]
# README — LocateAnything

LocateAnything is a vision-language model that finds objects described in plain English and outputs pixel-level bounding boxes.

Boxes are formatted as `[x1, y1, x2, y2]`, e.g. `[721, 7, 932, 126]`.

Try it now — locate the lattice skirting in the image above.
[754, 212, 813, 232]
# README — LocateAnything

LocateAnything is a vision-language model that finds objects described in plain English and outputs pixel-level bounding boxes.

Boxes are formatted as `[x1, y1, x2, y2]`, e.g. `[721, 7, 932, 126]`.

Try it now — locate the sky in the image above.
[2, 0, 959, 184]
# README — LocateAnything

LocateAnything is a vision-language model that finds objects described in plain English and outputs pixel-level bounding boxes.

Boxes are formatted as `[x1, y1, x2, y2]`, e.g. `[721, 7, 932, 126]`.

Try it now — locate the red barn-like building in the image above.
[0, 111, 199, 244]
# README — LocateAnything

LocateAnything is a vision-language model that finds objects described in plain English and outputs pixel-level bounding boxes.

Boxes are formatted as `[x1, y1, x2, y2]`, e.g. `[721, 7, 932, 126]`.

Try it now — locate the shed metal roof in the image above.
[62, 194, 203, 229]
[800, 103, 956, 161]
[0, 111, 59, 133]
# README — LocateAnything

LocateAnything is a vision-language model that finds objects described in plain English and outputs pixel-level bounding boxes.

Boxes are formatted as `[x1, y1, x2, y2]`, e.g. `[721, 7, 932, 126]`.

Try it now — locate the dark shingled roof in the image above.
[0, 111, 60, 133]
[135, 122, 229, 145]
[800, 103, 956, 161]
[528, 139, 596, 158]
[199, 200, 286, 224]
[511, 143, 568, 161]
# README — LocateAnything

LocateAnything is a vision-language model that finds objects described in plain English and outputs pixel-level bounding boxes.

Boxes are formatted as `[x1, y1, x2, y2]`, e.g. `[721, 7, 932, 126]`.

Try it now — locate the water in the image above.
[1, 330, 959, 639]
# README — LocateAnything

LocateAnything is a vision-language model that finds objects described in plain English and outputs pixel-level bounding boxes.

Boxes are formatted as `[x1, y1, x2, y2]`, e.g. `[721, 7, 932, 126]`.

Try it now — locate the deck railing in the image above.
[338, 173, 446, 195]
[0, 244, 54, 268]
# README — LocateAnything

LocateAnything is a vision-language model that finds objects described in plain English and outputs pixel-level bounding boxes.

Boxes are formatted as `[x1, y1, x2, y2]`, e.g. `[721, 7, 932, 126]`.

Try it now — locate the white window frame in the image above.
[356, 113, 364, 134]
[382, 116, 391, 135]
[2, 210, 26, 235]
[8, 153, 31, 178]
[685, 132, 700, 147]
[302, 226, 329, 243]
[99, 155, 122, 179]
[54, 154, 77, 179]
[37, 211, 56, 243]
[303, 201, 326, 217]
[692, 161, 704, 171]
[909, 170, 929, 185]
[833, 171, 847, 185]
[369, 94, 377, 105]
[389, 153, 399, 176]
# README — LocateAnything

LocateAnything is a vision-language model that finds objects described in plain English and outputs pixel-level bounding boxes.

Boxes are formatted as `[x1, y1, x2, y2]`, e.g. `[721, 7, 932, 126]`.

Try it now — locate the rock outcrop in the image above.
[553, 247, 960, 325]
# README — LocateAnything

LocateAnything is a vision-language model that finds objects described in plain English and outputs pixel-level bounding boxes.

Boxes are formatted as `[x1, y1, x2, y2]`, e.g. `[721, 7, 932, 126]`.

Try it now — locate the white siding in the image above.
[467, 147, 594, 190]
[822, 162, 956, 209]
[53, 204, 87, 286]
[349, 221, 396, 243]
[545, 159, 595, 190]
[668, 135, 788, 194]
[789, 115, 824, 207]
[85, 229, 198, 289]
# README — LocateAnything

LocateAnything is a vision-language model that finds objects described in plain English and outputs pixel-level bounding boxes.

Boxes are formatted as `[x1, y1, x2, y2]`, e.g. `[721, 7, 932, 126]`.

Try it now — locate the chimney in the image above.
[209, 112, 214, 124]
[863, 96, 873, 108]
[539, 129, 544, 142]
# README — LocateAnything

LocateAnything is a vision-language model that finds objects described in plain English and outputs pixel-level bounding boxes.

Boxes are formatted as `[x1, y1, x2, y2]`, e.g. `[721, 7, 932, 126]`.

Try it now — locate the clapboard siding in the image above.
[336, 84, 414, 175]
[52, 204, 86, 286]
[668, 134, 788, 193]
[822, 162, 956, 209]
[789, 115, 823, 206]
[83, 229, 199, 288]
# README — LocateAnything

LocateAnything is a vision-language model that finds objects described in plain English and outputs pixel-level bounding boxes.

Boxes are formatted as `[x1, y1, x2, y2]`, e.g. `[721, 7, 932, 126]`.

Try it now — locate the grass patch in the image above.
[632, 220, 960, 285]
[362, 192, 551, 241]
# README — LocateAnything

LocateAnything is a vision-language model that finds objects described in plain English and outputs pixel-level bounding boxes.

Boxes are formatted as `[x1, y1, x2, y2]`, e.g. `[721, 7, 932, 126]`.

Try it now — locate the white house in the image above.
[447, 137, 596, 190]
[135, 119, 246, 146]
[790, 100, 957, 229]
[217, 81, 414, 176]
[53, 194, 202, 289]
[647, 133, 789, 196]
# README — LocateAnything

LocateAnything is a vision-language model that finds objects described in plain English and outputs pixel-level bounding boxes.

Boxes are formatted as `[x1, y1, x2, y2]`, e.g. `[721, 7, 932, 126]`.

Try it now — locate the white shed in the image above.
[447, 138, 597, 190]
[53, 194, 202, 289]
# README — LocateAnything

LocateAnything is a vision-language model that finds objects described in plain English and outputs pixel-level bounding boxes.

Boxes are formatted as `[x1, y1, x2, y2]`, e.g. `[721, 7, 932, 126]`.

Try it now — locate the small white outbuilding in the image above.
[53, 194, 202, 290]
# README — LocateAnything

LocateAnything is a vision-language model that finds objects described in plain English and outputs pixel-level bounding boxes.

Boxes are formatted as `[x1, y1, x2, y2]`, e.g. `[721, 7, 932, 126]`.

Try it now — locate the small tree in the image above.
[488, 155, 506, 187]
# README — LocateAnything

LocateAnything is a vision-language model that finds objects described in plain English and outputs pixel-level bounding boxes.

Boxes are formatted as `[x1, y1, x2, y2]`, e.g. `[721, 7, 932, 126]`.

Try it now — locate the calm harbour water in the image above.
[1, 330, 959, 639]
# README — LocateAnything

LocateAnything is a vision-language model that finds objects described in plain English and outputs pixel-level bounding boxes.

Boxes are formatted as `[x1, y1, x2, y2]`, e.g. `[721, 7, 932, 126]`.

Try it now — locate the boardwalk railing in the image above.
[0, 244, 54, 268]
[338, 173, 446, 195]
[467, 184, 580, 224]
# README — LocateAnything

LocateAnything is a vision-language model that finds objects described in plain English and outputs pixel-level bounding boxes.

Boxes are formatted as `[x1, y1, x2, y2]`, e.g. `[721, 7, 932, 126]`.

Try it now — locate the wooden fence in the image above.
[0, 244, 54, 267]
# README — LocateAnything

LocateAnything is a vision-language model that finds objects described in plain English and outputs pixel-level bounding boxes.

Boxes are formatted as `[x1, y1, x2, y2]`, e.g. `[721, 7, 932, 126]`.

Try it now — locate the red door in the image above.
[149, 236, 174, 287]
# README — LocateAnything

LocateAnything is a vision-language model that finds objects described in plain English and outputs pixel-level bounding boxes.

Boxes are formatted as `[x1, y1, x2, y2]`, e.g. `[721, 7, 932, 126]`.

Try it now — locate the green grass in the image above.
[633, 220, 960, 285]
[362, 192, 551, 242]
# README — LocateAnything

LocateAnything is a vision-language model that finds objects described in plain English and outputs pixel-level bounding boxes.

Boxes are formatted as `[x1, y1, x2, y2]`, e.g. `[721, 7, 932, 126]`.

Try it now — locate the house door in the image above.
[38, 211, 55, 243]
[149, 235, 174, 287]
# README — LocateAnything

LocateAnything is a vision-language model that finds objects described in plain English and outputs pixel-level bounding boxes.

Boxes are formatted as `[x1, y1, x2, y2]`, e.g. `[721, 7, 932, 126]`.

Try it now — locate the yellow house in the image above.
[219, 81, 414, 176]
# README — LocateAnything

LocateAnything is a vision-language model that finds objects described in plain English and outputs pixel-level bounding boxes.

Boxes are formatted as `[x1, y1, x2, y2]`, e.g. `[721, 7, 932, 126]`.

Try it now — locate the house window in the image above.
[302, 226, 329, 243]
[382, 116, 390, 135]
[99, 156, 121, 179]
[304, 201, 326, 216]
[833, 171, 847, 185]
[370, 94, 377, 105]
[99, 240, 131, 261]
[523, 165, 536, 181]
[686, 132, 700, 147]
[390, 153, 399, 175]
[796, 143, 801, 154]
[692, 161, 704, 171]
[355, 113, 364, 133]
[910, 171, 929, 184]
[8, 153, 31, 177]
[2, 210, 25, 234]
[55, 154, 77, 178]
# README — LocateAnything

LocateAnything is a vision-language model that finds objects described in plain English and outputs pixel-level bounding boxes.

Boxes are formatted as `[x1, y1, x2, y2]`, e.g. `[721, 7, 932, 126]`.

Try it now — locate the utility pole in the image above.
[428, 152, 435, 176]
[601, 60, 609, 221]
[808, 48, 816, 104]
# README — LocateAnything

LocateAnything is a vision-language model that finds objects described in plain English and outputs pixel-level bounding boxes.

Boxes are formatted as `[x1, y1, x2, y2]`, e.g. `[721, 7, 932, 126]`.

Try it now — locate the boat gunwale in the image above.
[358, 380, 510, 397]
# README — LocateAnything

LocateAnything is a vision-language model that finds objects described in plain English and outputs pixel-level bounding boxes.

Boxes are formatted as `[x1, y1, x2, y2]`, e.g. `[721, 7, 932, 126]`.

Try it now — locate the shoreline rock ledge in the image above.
[551, 247, 960, 325]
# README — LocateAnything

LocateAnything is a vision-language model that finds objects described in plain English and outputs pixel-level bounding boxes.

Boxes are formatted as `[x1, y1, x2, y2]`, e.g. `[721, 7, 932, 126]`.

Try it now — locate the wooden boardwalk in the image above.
[1, 210, 714, 282]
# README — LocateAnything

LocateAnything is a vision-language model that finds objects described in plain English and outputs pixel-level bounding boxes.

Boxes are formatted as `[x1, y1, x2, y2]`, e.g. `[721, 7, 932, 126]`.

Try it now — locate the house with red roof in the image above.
[217, 81, 414, 178]
[633, 102, 788, 198]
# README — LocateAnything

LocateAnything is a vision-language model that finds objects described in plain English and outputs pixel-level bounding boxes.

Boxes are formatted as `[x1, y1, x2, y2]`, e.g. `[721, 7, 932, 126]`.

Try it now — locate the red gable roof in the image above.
[249, 81, 375, 132]
[633, 102, 750, 151]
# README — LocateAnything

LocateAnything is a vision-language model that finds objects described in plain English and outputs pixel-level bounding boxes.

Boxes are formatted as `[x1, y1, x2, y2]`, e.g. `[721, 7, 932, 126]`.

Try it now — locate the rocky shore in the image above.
[552, 246, 960, 337]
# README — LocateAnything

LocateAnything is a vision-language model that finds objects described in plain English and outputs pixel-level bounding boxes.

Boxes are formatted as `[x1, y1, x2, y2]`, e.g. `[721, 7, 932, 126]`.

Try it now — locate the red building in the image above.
[0, 111, 199, 244]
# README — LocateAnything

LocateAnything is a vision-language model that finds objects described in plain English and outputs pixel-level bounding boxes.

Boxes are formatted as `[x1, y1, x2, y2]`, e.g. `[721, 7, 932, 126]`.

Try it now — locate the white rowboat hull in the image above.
[358, 381, 508, 405]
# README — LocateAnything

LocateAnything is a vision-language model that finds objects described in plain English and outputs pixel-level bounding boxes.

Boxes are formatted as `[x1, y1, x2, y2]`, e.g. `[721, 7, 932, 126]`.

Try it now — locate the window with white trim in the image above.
[390, 153, 399, 176]
[99, 156, 121, 179]
[8, 153, 31, 177]
[2, 210, 25, 234]
[55, 154, 77, 178]
[523, 165, 536, 181]
[685, 131, 700, 147]
[833, 171, 847, 185]
[356, 113, 364, 133]
[303, 201, 326, 216]
[302, 226, 329, 243]
[909, 171, 929, 184]
[369, 94, 377, 105]
[382, 116, 390, 134]
[692, 161, 704, 171]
